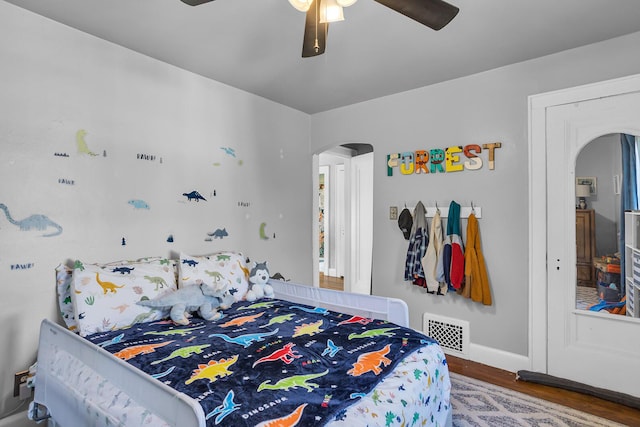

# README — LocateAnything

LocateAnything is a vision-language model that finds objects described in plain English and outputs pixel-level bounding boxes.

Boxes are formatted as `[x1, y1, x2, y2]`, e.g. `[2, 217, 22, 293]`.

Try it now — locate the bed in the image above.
[30, 253, 452, 427]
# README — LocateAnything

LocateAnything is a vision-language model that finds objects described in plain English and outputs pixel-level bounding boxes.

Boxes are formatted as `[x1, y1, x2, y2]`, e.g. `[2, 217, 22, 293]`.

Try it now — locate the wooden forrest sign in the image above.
[386, 143, 502, 176]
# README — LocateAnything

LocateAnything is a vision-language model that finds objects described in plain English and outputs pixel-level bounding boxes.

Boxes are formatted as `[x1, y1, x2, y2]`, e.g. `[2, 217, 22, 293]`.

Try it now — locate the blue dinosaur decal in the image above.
[206, 390, 241, 424]
[112, 266, 135, 275]
[321, 339, 343, 357]
[291, 305, 329, 315]
[207, 228, 228, 239]
[128, 199, 150, 209]
[0, 203, 63, 237]
[182, 191, 206, 202]
[220, 147, 236, 157]
[97, 333, 125, 348]
[152, 366, 176, 380]
[182, 259, 198, 267]
[208, 328, 279, 348]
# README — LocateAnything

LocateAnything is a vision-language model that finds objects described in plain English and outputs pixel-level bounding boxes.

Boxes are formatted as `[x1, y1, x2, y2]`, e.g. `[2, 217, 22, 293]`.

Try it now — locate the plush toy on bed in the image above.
[245, 261, 275, 302]
[137, 284, 235, 325]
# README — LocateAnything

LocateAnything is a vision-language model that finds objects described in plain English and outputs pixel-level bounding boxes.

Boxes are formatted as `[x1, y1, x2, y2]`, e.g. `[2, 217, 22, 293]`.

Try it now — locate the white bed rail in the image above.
[33, 282, 411, 427]
[33, 319, 205, 427]
[269, 279, 410, 327]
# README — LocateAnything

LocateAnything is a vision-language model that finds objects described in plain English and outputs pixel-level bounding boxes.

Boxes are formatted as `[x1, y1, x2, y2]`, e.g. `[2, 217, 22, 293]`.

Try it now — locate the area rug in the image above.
[449, 372, 624, 426]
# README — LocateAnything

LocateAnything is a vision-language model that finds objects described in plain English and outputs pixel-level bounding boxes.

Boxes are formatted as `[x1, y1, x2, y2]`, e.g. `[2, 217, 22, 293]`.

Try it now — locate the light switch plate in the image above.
[390, 206, 398, 220]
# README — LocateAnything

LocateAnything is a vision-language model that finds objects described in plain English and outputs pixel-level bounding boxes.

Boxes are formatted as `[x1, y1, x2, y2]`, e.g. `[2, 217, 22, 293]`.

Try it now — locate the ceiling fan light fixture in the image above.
[336, 0, 358, 7]
[319, 0, 344, 23]
[288, 0, 313, 12]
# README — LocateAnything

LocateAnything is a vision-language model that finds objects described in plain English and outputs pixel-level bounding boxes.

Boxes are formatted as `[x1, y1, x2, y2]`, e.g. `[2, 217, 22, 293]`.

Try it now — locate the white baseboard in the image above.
[464, 343, 531, 374]
[0, 410, 38, 427]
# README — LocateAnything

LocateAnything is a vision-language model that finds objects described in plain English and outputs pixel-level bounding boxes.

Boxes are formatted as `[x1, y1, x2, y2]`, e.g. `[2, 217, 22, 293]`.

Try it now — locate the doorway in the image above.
[313, 144, 373, 294]
[530, 74, 640, 398]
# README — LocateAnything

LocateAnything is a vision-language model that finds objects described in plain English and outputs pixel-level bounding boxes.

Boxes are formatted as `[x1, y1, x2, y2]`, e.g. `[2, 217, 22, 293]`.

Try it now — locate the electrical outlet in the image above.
[13, 370, 29, 398]
[389, 206, 398, 220]
[19, 381, 32, 400]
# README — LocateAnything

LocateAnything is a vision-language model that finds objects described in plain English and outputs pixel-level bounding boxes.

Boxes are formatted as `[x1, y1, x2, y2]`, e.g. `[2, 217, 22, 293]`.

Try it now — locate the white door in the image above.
[335, 164, 346, 279]
[350, 152, 373, 295]
[546, 90, 640, 397]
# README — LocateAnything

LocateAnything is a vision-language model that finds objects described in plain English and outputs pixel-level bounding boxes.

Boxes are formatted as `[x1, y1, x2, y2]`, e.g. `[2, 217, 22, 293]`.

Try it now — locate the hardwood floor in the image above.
[319, 273, 344, 291]
[314, 277, 638, 424]
[447, 355, 640, 425]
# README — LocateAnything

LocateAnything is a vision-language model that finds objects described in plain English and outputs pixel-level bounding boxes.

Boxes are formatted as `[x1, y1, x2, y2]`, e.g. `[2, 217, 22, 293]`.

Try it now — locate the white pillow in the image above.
[71, 258, 177, 336]
[178, 251, 249, 301]
[56, 264, 77, 331]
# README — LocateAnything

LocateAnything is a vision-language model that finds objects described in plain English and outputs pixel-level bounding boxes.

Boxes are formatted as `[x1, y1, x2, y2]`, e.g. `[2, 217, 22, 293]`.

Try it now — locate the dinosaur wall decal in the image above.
[0, 203, 63, 237]
[76, 129, 98, 156]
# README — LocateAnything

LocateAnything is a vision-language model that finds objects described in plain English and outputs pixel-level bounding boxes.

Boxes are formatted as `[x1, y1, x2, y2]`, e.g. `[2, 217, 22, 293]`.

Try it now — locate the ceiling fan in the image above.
[180, 0, 459, 58]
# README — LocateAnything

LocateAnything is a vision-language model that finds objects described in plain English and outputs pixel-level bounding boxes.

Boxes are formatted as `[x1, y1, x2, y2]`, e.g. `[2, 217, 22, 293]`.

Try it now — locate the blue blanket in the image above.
[86, 299, 436, 426]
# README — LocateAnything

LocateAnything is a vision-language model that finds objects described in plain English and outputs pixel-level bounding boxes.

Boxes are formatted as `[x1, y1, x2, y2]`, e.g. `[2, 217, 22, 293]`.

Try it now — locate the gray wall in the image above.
[310, 31, 640, 358]
[0, 2, 312, 418]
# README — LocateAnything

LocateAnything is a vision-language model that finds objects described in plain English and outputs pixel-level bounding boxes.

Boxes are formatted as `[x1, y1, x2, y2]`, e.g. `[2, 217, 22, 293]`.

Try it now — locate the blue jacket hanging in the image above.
[438, 201, 464, 291]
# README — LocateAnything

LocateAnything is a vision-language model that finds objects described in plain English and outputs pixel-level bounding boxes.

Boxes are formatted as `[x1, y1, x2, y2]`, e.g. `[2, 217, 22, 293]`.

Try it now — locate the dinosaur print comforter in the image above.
[85, 298, 451, 426]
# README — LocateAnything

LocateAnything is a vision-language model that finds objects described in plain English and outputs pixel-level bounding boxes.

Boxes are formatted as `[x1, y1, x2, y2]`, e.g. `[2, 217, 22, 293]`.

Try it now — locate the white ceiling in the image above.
[5, 0, 640, 114]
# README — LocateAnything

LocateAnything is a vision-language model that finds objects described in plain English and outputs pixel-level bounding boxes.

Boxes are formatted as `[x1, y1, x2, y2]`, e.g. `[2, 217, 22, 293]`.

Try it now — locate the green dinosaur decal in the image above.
[260, 313, 295, 328]
[257, 369, 329, 392]
[385, 411, 396, 427]
[76, 129, 98, 156]
[144, 326, 205, 337]
[151, 344, 210, 365]
[239, 301, 277, 310]
[205, 270, 224, 281]
[74, 260, 85, 271]
[348, 327, 400, 340]
[216, 254, 231, 261]
[123, 311, 158, 328]
[412, 412, 420, 425]
[144, 275, 168, 291]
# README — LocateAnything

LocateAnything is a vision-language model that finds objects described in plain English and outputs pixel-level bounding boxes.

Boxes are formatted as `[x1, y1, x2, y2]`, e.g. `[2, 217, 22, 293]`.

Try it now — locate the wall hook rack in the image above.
[402, 203, 482, 219]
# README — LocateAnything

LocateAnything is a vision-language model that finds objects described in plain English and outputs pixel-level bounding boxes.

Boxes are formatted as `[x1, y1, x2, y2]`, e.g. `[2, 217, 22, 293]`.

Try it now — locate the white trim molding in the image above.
[469, 344, 530, 374]
[528, 72, 640, 375]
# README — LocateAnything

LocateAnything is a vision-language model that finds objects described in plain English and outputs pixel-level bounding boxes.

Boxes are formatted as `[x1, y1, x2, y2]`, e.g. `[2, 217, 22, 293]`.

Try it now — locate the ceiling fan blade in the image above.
[180, 0, 215, 6]
[374, 0, 459, 30]
[302, 0, 328, 57]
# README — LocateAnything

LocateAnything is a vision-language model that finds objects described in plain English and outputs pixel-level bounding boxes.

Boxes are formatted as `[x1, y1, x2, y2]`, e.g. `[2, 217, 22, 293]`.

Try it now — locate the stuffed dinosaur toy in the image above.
[245, 261, 275, 302]
[137, 283, 234, 325]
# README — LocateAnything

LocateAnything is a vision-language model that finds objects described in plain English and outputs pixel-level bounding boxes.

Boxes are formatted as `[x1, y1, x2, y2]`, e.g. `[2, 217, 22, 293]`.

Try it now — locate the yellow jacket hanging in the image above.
[464, 213, 492, 305]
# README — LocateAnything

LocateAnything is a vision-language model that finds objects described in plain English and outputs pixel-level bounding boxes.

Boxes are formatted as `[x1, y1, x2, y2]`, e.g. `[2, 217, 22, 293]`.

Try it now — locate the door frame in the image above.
[318, 165, 330, 276]
[335, 163, 346, 279]
[349, 152, 373, 295]
[529, 72, 640, 373]
[312, 145, 373, 291]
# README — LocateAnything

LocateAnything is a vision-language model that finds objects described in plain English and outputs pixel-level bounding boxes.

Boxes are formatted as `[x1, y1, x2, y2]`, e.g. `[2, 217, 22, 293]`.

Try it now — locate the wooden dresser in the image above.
[576, 209, 596, 287]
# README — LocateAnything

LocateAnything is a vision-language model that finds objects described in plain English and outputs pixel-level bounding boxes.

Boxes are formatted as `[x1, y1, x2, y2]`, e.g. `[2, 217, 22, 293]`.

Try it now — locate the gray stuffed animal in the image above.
[137, 284, 234, 325]
[246, 261, 275, 302]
